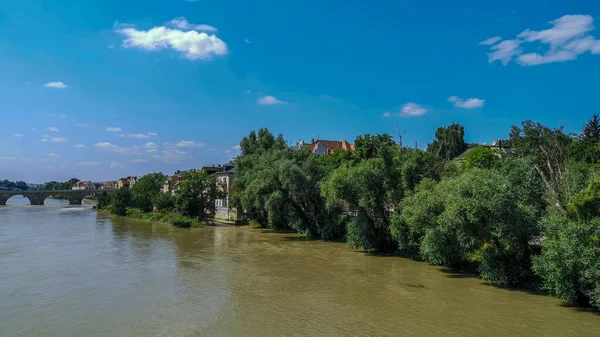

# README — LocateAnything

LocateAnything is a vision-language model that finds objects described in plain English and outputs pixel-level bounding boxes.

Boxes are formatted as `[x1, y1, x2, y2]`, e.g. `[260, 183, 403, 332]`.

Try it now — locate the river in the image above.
[1, 196, 599, 336]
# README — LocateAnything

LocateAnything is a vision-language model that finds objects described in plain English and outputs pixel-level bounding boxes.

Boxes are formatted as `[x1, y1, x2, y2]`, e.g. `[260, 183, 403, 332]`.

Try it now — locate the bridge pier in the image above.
[68, 198, 82, 205]
[28, 195, 46, 205]
[0, 194, 8, 206]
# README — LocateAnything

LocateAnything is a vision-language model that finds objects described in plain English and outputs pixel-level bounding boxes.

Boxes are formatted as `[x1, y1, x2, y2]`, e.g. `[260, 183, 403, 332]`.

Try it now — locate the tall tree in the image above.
[582, 113, 600, 142]
[131, 172, 167, 212]
[426, 123, 467, 178]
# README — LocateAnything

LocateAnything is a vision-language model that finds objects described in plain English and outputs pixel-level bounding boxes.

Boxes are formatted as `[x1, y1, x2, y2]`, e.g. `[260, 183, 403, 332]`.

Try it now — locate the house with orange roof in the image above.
[299, 138, 355, 156]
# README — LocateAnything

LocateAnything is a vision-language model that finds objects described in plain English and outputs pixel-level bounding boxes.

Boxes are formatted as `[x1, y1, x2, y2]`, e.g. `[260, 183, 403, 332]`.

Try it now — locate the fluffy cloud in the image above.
[400, 103, 427, 117]
[110, 162, 125, 169]
[382, 112, 391, 117]
[258, 95, 286, 105]
[483, 14, 600, 66]
[116, 20, 227, 60]
[244, 38, 252, 44]
[129, 159, 147, 163]
[167, 17, 217, 32]
[105, 126, 122, 132]
[47, 126, 60, 132]
[44, 82, 68, 89]
[48, 153, 59, 157]
[74, 144, 86, 148]
[176, 140, 203, 148]
[12, 133, 24, 137]
[148, 132, 158, 136]
[448, 96, 486, 109]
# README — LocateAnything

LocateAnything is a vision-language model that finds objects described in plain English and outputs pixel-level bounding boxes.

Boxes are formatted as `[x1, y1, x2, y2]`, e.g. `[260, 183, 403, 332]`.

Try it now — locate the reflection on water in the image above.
[0, 205, 599, 336]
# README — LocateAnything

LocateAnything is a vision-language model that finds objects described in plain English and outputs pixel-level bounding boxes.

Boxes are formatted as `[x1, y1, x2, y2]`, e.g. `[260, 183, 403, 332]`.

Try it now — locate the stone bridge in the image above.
[0, 189, 108, 206]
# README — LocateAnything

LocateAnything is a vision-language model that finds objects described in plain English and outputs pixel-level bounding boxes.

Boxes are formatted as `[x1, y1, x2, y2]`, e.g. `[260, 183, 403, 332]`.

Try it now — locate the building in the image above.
[72, 181, 95, 190]
[115, 176, 137, 189]
[298, 138, 355, 156]
[215, 163, 237, 220]
[201, 166, 219, 175]
[101, 181, 116, 190]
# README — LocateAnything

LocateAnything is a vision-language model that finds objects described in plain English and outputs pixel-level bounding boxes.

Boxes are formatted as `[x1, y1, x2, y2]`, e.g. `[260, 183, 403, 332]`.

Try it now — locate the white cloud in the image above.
[448, 96, 486, 109]
[484, 14, 600, 66]
[480, 36, 502, 45]
[176, 140, 203, 148]
[50, 137, 69, 143]
[382, 112, 391, 117]
[110, 162, 125, 169]
[74, 144, 86, 148]
[75, 123, 88, 127]
[244, 38, 252, 44]
[148, 132, 158, 136]
[108, 44, 115, 49]
[0, 156, 16, 161]
[116, 22, 227, 60]
[400, 103, 427, 117]
[167, 17, 217, 32]
[233, 145, 241, 150]
[143, 142, 157, 149]
[488, 39, 522, 65]
[105, 126, 122, 132]
[32, 127, 38, 130]
[130, 159, 147, 163]
[44, 82, 68, 89]
[48, 153, 59, 157]
[224, 150, 232, 154]
[95, 142, 132, 154]
[129, 133, 150, 139]
[47, 126, 60, 132]
[12, 133, 24, 137]
[78, 161, 101, 166]
[153, 149, 188, 163]
[258, 95, 286, 105]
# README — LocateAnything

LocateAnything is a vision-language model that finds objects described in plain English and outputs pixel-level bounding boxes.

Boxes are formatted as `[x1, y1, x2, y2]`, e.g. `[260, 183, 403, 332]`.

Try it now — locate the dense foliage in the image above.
[233, 115, 600, 309]
[38, 178, 80, 191]
[0, 179, 29, 191]
[97, 171, 219, 227]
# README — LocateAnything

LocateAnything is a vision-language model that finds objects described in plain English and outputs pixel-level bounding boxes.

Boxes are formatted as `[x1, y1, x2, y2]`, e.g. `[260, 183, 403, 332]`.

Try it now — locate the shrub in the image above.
[153, 193, 176, 211]
[533, 218, 600, 309]
[168, 214, 193, 228]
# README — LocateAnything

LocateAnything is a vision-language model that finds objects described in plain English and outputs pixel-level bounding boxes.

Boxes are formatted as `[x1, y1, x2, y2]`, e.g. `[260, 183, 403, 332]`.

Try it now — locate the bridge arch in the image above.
[1, 194, 32, 205]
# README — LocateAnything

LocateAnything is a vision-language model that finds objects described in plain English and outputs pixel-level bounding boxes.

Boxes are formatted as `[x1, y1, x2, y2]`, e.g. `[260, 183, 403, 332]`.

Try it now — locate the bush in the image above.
[153, 193, 176, 211]
[465, 146, 499, 169]
[248, 219, 263, 228]
[397, 169, 537, 286]
[533, 218, 600, 309]
[170, 215, 193, 228]
[110, 187, 131, 216]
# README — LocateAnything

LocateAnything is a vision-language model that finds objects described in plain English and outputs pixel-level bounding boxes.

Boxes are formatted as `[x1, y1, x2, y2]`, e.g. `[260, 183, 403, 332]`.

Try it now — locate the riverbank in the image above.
[97, 208, 205, 228]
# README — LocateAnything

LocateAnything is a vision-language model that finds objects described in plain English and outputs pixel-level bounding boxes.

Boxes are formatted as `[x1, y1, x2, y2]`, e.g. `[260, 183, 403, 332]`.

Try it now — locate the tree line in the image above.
[0, 180, 29, 191]
[232, 116, 600, 310]
[96, 171, 223, 228]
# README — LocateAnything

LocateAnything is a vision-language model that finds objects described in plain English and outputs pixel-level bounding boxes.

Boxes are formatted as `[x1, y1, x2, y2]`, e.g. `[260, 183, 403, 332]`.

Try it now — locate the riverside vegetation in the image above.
[96, 171, 223, 228]
[233, 116, 600, 310]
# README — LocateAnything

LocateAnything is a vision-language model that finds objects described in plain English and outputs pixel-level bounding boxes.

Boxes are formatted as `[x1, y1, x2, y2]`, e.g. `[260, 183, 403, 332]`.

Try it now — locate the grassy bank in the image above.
[98, 208, 204, 228]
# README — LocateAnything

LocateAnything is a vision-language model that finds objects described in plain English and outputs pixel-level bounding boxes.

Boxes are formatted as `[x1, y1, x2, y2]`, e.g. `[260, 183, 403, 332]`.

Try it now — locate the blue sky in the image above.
[1, 0, 600, 182]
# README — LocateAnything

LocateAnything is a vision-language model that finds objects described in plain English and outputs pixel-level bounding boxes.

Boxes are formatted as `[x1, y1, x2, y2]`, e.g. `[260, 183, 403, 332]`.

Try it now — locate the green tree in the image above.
[508, 120, 572, 211]
[426, 123, 467, 178]
[397, 170, 538, 286]
[176, 171, 223, 220]
[110, 187, 131, 216]
[321, 159, 398, 251]
[464, 146, 499, 169]
[582, 113, 600, 143]
[533, 218, 600, 309]
[96, 191, 112, 210]
[131, 172, 167, 212]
